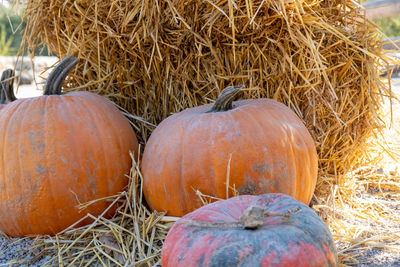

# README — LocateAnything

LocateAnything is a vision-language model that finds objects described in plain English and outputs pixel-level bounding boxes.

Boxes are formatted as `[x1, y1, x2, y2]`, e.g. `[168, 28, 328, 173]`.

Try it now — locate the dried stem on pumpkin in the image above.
[0, 69, 16, 104]
[43, 56, 78, 95]
[182, 205, 301, 230]
[207, 85, 245, 112]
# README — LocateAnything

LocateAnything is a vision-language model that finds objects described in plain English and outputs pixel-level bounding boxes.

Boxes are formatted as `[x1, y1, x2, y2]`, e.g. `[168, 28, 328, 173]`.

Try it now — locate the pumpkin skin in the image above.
[0, 57, 138, 237]
[162, 193, 337, 267]
[142, 86, 318, 216]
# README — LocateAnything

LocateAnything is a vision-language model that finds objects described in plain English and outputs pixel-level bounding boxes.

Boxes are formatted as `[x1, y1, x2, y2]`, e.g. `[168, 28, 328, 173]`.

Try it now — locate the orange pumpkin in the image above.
[0, 56, 138, 237]
[142, 86, 318, 217]
[0, 69, 16, 109]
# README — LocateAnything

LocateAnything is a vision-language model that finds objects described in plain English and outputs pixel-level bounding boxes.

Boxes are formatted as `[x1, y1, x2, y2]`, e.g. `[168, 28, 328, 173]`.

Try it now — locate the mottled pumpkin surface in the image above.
[162, 194, 337, 267]
[0, 91, 138, 237]
[142, 98, 318, 216]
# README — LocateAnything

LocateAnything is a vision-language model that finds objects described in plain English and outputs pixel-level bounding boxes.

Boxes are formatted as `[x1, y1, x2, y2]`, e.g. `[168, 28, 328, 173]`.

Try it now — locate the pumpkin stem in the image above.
[0, 69, 16, 104]
[240, 206, 302, 230]
[239, 206, 265, 229]
[207, 85, 244, 112]
[182, 205, 301, 230]
[44, 56, 78, 95]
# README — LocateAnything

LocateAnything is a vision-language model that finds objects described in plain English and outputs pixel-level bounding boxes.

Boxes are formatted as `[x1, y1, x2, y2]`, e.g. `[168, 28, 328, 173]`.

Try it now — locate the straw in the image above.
[18, 0, 398, 179]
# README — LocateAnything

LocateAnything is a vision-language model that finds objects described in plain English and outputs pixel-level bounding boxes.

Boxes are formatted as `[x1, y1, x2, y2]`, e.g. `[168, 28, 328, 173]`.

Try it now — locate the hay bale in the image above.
[20, 0, 393, 179]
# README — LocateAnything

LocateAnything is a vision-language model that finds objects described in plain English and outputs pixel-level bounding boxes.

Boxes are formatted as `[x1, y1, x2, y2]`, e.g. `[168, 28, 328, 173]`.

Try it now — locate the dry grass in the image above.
[315, 154, 400, 265]
[19, 0, 397, 178]
[6, 0, 400, 266]
[314, 89, 400, 265]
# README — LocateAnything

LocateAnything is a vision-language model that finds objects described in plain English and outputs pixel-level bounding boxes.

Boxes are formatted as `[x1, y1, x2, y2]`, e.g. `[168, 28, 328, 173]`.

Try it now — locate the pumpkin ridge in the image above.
[286, 125, 299, 199]
[0, 103, 11, 232]
[238, 106, 274, 195]
[254, 103, 314, 202]
[14, 100, 33, 235]
[297, 128, 313, 202]
[180, 113, 192, 214]
[223, 111, 241, 199]
[75, 94, 110, 196]
[42, 95, 62, 234]
[213, 111, 243, 198]
[209, 114, 220, 200]
[78, 93, 122, 198]
[54, 95, 91, 232]
[104, 100, 130, 192]
[3, 100, 31, 234]
[300, 127, 316, 202]
[84, 92, 134, 194]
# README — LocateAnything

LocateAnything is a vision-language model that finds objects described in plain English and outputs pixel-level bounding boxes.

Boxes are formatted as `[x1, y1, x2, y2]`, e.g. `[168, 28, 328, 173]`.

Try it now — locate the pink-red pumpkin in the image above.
[0, 69, 16, 109]
[0, 56, 138, 237]
[142, 86, 318, 216]
[162, 193, 337, 267]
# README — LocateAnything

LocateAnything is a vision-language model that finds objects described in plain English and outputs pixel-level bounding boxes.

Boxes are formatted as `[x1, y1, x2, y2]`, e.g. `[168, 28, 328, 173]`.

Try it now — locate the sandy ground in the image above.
[0, 56, 57, 99]
[0, 57, 400, 266]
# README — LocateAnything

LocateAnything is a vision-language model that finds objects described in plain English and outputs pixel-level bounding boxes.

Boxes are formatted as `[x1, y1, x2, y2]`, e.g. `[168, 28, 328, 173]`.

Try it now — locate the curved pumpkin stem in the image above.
[44, 56, 78, 95]
[208, 85, 244, 112]
[0, 69, 16, 104]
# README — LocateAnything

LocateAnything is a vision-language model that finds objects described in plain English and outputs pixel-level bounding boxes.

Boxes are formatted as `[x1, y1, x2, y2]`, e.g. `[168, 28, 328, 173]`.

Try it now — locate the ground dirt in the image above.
[331, 74, 400, 267]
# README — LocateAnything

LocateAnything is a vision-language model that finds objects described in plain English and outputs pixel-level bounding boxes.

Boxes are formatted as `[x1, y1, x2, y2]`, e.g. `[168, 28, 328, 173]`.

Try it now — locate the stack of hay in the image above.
[21, 0, 392, 177]
[17, 0, 395, 265]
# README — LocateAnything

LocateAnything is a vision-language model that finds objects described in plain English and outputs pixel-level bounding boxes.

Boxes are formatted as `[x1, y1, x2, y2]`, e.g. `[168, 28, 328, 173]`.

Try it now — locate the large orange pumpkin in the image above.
[0, 56, 138, 237]
[0, 69, 16, 109]
[142, 86, 318, 217]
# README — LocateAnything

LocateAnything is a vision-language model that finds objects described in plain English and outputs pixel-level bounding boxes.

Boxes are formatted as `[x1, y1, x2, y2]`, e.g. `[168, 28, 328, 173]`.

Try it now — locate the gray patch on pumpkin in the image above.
[237, 181, 258, 195]
[29, 131, 45, 153]
[252, 163, 269, 176]
[36, 164, 47, 176]
[197, 254, 205, 266]
[209, 243, 242, 266]
[60, 156, 67, 164]
[83, 164, 97, 195]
